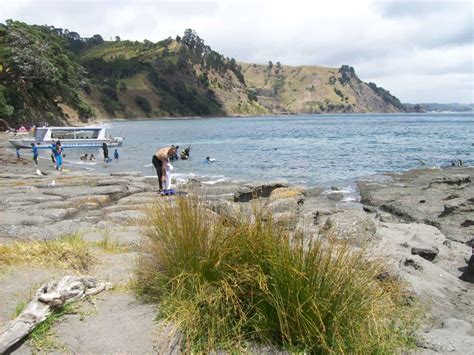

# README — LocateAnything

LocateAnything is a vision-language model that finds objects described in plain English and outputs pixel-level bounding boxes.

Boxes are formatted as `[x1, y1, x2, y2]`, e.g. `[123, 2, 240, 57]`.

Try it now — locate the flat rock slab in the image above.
[0, 212, 50, 226]
[54, 292, 159, 353]
[41, 185, 129, 200]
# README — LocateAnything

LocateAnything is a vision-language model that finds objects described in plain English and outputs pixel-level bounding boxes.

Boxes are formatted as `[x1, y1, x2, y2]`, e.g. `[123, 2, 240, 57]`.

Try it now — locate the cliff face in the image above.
[0, 21, 405, 127]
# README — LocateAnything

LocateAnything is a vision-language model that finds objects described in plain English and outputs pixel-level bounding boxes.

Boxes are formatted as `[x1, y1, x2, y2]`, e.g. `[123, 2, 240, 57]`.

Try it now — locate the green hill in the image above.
[0, 20, 406, 127]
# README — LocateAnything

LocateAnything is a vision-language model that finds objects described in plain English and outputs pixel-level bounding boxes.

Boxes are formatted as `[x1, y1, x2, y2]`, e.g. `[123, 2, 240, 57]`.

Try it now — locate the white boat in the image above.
[8, 126, 124, 149]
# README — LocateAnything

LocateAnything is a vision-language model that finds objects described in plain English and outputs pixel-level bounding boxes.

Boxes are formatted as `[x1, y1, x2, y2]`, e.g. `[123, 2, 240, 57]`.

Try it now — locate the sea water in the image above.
[52, 113, 474, 187]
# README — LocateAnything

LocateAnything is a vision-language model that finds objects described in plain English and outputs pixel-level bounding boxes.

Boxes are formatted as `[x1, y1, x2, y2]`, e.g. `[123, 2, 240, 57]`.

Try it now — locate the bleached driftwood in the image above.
[0, 276, 112, 354]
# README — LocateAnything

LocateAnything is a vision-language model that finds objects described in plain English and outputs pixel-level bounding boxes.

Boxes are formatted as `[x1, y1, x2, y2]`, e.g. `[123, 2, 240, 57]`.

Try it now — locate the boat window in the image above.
[73, 129, 100, 139]
[51, 130, 75, 139]
[50, 129, 100, 139]
[34, 129, 47, 141]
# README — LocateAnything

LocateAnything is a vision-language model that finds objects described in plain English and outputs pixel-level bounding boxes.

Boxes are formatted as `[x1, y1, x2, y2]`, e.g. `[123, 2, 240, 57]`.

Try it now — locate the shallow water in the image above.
[32, 113, 474, 188]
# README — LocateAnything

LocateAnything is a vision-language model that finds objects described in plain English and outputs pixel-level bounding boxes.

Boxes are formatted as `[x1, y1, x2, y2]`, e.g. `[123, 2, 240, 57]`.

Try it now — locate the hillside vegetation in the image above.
[0, 21, 406, 126]
[242, 62, 405, 114]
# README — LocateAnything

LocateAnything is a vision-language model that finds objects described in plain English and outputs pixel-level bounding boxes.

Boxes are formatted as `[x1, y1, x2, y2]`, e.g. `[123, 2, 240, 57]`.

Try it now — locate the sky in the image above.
[1, 0, 473, 103]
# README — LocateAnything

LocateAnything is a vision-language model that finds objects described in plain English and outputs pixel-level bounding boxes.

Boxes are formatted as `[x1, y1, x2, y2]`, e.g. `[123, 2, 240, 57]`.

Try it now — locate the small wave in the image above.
[143, 163, 153, 168]
[63, 159, 97, 166]
[202, 177, 229, 185]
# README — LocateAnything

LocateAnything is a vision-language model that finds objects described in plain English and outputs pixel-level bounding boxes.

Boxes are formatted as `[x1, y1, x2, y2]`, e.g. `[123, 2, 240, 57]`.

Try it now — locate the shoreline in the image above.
[1, 131, 474, 352]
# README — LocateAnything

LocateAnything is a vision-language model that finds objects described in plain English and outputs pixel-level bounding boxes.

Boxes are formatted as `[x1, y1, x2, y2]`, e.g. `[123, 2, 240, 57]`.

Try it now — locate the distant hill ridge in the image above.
[0, 20, 406, 126]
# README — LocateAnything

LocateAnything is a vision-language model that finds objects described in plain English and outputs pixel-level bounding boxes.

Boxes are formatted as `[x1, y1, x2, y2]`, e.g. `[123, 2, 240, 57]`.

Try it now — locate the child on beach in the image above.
[31, 143, 38, 165]
[16, 148, 20, 159]
[114, 149, 119, 160]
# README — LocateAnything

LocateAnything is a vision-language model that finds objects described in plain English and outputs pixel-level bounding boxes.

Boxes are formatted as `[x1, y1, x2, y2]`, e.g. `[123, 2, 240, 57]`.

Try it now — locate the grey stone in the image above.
[320, 210, 377, 245]
[411, 246, 439, 262]
[265, 198, 299, 214]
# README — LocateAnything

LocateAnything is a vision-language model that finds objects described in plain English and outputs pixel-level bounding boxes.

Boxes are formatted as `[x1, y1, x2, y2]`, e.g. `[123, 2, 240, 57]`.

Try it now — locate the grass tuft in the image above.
[94, 231, 128, 253]
[29, 302, 76, 350]
[0, 234, 93, 271]
[135, 197, 420, 352]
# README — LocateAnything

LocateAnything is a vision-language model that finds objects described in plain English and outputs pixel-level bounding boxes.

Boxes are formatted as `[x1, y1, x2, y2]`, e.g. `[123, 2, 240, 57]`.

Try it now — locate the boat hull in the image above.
[9, 138, 123, 149]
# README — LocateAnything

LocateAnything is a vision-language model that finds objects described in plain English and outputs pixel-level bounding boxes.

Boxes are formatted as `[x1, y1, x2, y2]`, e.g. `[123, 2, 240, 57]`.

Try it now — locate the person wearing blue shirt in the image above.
[31, 143, 38, 165]
[53, 141, 63, 171]
[114, 149, 119, 160]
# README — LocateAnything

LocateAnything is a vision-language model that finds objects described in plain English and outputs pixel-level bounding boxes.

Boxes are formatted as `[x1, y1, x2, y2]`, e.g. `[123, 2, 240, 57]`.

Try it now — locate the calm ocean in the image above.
[59, 113, 473, 188]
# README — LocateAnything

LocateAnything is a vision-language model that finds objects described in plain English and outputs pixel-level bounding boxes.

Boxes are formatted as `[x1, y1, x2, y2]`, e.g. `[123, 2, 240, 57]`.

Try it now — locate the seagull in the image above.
[48, 180, 56, 187]
[36, 169, 48, 176]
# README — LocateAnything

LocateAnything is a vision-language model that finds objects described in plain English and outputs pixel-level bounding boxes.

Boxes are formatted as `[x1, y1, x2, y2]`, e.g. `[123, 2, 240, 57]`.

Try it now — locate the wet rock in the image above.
[234, 180, 288, 202]
[304, 187, 324, 198]
[326, 192, 344, 201]
[411, 246, 439, 262]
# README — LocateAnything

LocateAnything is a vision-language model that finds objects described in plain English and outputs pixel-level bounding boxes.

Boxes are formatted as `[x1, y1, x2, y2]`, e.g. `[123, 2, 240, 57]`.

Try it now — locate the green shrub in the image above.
[135, 95, 151, 114]
[135, 198, 419, 352]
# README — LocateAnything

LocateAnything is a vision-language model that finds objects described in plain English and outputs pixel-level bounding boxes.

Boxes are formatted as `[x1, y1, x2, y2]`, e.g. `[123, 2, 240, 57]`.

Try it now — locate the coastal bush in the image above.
[135, 198, 419, 352]
[134, 95, 152, 114]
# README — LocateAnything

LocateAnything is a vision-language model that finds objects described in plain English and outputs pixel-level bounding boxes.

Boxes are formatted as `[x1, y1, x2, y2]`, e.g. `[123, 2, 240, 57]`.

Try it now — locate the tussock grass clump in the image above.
[0, 234, 93, 271]
[135, 198, 419, 352]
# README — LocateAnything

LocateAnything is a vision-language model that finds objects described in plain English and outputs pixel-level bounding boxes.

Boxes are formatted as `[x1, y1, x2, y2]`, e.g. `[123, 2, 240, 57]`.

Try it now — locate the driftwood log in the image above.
[0, 276, 112, 354]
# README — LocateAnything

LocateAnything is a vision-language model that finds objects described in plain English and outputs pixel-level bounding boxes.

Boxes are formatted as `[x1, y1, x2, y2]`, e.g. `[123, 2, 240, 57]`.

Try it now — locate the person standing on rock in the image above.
[102, 142, 109, 162]
[152, 145, 177, 191]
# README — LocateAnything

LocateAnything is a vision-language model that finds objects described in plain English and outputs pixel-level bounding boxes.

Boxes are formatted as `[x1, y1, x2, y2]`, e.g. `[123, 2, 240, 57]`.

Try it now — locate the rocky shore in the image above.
[0, 132, 473, 353]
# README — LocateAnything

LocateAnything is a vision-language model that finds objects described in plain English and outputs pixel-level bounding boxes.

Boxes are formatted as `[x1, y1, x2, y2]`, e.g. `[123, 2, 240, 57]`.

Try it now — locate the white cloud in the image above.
[0, 0, 472, 103]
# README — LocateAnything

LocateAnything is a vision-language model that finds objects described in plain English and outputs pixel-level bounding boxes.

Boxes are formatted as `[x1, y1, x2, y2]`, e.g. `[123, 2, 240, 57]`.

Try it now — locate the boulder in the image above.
[268, 187, 304, 202]
[265, 198, 299, 215]
[234, 180, 288, 202]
